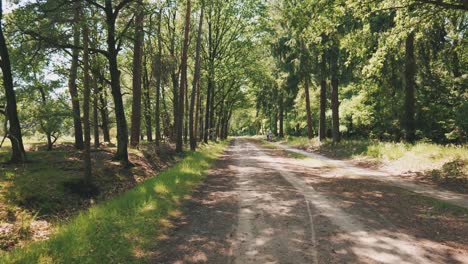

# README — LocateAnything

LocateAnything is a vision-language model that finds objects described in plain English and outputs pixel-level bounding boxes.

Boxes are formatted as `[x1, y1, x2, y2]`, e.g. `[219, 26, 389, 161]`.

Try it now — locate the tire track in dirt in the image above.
[249, 140, 468, 264]
[231, 139, 318, 264]
[151, 138, 467, 263]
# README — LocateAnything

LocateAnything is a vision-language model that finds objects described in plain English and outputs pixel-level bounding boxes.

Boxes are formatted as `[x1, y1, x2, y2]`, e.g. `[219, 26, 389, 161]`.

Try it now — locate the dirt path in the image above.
[151, 138, 468, 264]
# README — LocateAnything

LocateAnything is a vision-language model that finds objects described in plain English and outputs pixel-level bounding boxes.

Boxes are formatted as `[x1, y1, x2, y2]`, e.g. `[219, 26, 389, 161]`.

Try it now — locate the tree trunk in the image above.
[190, 6, 204, 151]
[46, 134, 53, 151]
[105, 0, 128, 162]
[169, 9, 178, 142]
[143, 62, 152, 142]
[216, 101, 224, 139]
[68, 4, 84, 150]
[0, 2, 26, 163]
[272, 108, 278, 136]
[319, 36, 327, 141]
[176, 0, 191, 153]
[37, 85, 52, 151]
[204, 77, 213, 143]
[130, 0, 144, 148]
[198, 95, 204, 141]
[204, 20, 213, 143]
[92, 75, 100, 148]
[82, 7, 92, 185]
[99, 88, 111, 142]
[155, 9, 163, 146]
[304, 76, 314, 139]
[209, 81, 215, 139]
[279, 92, 284, 138]
[330, 40, 340, 143]
[184, 82, 188, 144]
[404, 31, 416, 143]
[224, 107, 233, 139]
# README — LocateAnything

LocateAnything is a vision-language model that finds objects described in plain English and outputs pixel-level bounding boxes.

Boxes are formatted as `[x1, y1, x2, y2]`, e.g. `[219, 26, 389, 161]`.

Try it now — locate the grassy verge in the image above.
[0, 141, 227, 263]
[281, 136, 468, 191]
[260, 140, 308, 159]
[0, 141, 177, 250]
[282, 136, 467, 161]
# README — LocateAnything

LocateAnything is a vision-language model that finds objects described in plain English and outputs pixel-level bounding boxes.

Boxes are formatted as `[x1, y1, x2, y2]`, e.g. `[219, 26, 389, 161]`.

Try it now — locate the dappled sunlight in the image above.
[343, 230, 468, 264]
[236, 139, 468, 264]
[0, 142, 227, 263]
[272, 142, 468, 209]
[154, 183, 170, 194]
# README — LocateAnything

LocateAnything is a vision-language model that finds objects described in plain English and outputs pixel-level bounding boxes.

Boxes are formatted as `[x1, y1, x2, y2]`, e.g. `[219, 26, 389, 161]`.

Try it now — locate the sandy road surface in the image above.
[151, 138, 467, 264]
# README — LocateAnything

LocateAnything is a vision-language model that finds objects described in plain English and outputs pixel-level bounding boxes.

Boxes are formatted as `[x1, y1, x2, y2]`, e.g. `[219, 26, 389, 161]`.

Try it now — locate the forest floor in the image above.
[151, 138, 467, 264]
[0, 141, 178, 251]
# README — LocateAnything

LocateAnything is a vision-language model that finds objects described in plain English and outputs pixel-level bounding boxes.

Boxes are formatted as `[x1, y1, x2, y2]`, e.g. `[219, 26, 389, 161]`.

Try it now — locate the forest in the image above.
[0, 0, 466, 262]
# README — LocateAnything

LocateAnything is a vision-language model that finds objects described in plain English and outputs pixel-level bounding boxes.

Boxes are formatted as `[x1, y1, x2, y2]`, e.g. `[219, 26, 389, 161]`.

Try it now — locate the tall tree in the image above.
[154, 8, 163, 146]
[68, 3, 84, 150]
[304, 76, 313, 139]
[81, 5, 92, 185]
[319, 35, 328, 141]
[0, 0, 26, 163]
[176, 0, 191, 153]
[130, 0, 144, 148]
[85, 0, 135, 163]
[92, 75, 100, 148]
[404, 30, 416, 143]
[189, 4, 204, 151]
[330, 38, 340, 142]
[278, 91, 284, 138]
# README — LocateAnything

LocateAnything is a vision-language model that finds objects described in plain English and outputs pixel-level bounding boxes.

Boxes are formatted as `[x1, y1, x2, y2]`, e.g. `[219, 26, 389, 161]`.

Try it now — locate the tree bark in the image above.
[216, 100, 224, 139]
[404, 31, 416, 143]
[92, 75, 100, 148]
[272, 108, 278, 136]
[68, 4, 84, 150]
[184, 82, 188, 144]
[0, 1, 26, 163]
[176, 0, 191, 153]
[198, 94, 204, 141]
[190, 6, 204, 150]
[37, 86, 52, 151]
[169, 10, 178, 142]
[204, 19, 213, 143]
[155, 9, 163, 146]
[130, 0, 144, 148]
[319, 36, 328, 141]
[143, 59, 152, 141]
[99, 88, 111, 142]
[304, 76, 314, 139]
[82, 7, 92, 185]
[279, 92, 284, 138]
[330, 40, 340, 143]
[105, 0, 128, 162]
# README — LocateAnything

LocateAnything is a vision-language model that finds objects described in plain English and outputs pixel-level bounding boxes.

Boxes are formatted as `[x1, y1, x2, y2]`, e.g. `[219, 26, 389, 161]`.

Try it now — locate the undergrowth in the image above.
[0, 141, 227, 263]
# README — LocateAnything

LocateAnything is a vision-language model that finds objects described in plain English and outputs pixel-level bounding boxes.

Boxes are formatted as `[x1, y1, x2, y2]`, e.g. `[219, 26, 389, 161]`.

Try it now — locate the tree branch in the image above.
[22, 30, 109, 57]
[114, 0, 135, 18]
[84, 0, 106, 11]
[414, 0, 468, 11]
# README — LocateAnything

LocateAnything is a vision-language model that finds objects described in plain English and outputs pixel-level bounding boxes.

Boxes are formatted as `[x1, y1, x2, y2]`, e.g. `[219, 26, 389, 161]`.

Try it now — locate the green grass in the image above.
[0, 141, 227, 263]
[282, 136, 468, 187]
[429, 199, 468, 216]
[283, 136, 467, 161]
[0, 151, 85, 218]
[260, 140, 308, 159]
